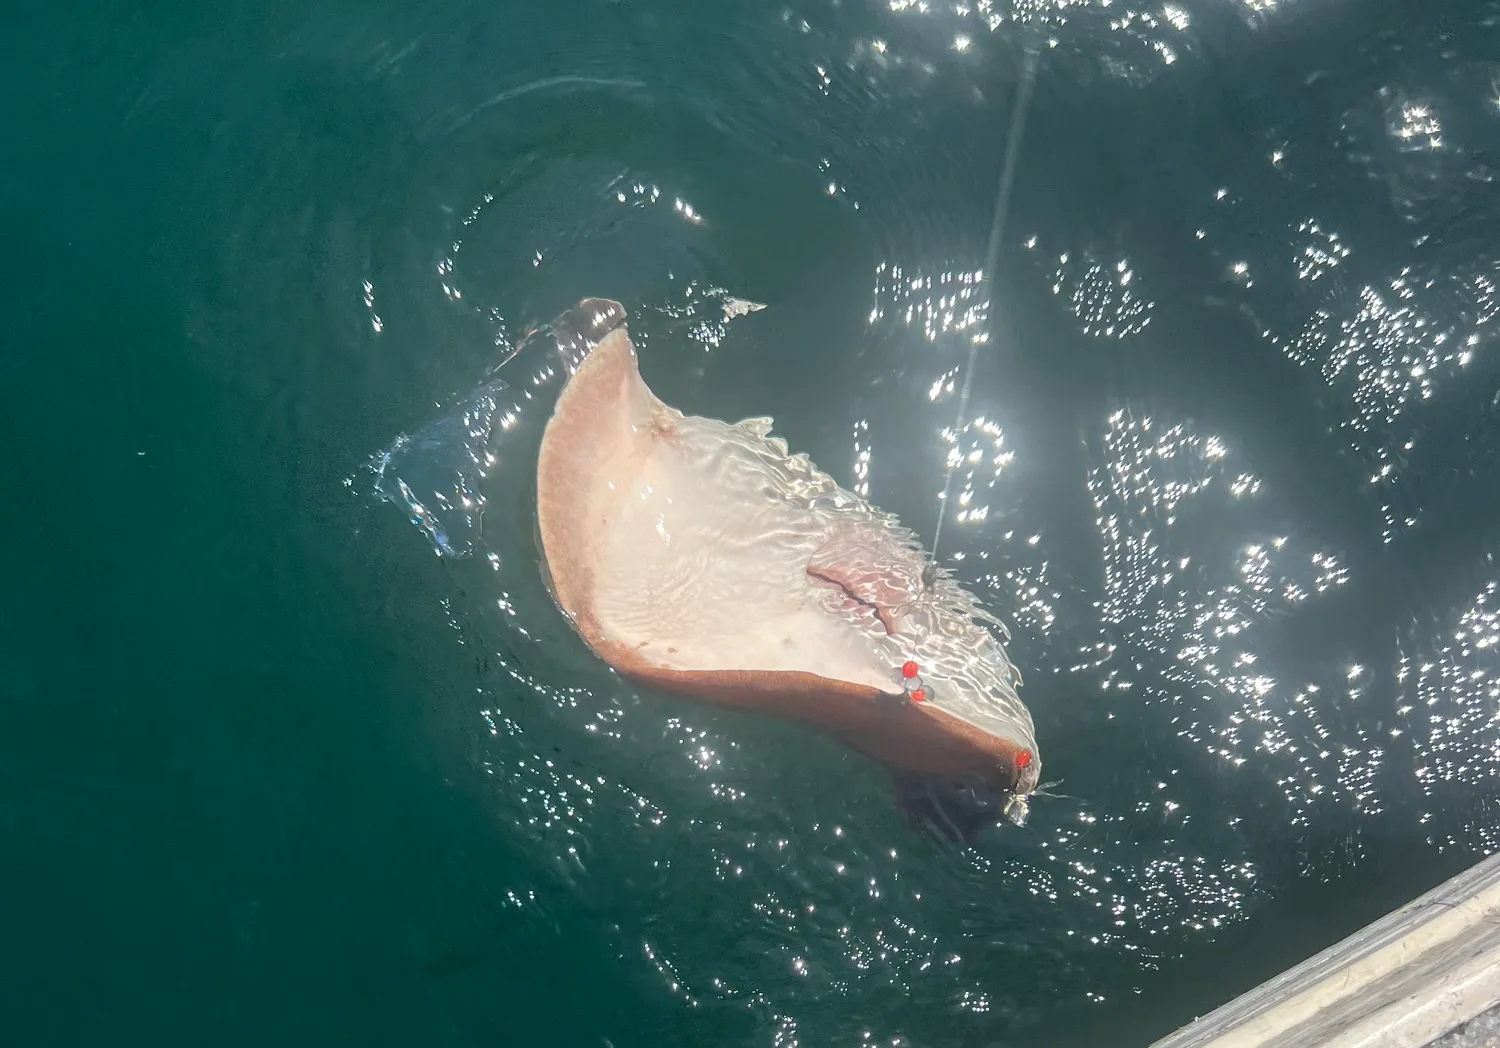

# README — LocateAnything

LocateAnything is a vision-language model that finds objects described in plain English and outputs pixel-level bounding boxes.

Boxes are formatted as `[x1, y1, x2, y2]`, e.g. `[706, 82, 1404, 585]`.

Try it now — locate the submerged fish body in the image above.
[536, 299, 1040, 835]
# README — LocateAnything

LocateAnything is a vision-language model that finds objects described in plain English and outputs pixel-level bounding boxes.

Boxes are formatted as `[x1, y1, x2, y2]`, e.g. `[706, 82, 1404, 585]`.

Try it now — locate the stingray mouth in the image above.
[806, 567, 896, 634]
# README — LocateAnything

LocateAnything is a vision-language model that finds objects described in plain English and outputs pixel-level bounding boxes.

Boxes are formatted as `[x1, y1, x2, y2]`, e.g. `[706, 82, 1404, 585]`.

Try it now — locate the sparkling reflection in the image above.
[1025, 236, 1154, 338]
[1083, 410, 1406, 822]
[1393, 101, 1443, 151]
[870, 262, 986, 343]
[1287, 272, 1492, 431]
[1399, 579, 1500, 850]
[1277, 263, 1496, 541]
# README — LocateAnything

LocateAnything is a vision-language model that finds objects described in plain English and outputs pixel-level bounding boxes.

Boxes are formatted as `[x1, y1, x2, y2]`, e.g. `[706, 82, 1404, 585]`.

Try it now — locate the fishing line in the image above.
[926, 41, 1041, 578]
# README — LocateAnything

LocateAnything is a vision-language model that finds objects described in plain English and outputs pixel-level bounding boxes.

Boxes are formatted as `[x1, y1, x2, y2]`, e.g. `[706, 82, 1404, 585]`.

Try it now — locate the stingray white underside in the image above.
[536, 322, 1039, 780]
[592, 410, 904, 694]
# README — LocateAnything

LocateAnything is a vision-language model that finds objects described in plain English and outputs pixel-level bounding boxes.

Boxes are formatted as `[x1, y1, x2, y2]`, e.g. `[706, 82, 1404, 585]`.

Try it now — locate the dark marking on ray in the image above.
[806, 566, 895, 634]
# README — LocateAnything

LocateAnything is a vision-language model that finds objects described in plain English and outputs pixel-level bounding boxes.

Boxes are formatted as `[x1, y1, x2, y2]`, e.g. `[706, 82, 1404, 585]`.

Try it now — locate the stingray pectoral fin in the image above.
[536, 324, 662, 632]
[600, 652, 1030, 790]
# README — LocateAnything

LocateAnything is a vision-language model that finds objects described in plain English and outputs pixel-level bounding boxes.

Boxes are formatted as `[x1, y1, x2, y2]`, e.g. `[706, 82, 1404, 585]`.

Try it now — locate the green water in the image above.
[5, 0, 1499, 1045]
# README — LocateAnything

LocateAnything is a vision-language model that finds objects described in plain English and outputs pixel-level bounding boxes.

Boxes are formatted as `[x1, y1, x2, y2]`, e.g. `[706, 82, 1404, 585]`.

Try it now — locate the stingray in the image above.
[535, 298, 1041, 840]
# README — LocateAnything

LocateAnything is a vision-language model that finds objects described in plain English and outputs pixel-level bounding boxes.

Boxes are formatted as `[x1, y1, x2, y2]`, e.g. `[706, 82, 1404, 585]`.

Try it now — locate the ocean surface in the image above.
[4, 0, 1499, 1045]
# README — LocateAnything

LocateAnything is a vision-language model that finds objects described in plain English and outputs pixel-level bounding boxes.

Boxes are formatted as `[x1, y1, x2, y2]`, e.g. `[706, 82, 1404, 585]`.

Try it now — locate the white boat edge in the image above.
[1151, 849, 1500, 1048]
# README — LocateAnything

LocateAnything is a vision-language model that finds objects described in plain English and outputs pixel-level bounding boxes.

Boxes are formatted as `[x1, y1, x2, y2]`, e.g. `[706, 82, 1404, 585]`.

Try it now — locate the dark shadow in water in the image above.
[890, 771, 1017, 845]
